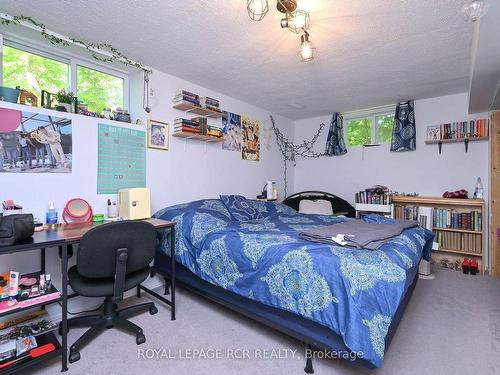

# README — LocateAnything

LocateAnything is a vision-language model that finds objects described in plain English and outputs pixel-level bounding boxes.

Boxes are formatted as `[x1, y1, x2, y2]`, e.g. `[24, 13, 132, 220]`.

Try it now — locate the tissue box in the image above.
[118, 188, 151, 220]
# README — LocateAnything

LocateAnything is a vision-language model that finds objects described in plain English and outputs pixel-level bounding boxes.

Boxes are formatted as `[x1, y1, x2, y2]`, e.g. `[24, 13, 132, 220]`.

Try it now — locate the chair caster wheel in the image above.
[69, 350, 80, 363]
[58, 322, 69, 336]
[149, 306, 158, 315]
[136, 333, 146, 345]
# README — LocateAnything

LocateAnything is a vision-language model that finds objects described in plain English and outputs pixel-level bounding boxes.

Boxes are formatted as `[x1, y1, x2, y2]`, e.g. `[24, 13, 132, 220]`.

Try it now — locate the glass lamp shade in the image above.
[298, 35, 315, 62]
[287, 10, 310, 33]
[247, 0, 269, 21]
[462, 0, 489, 22]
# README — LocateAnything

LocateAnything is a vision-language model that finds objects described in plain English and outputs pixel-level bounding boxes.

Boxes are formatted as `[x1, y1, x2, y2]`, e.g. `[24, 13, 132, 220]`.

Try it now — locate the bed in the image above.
[152, 198, 434, 372]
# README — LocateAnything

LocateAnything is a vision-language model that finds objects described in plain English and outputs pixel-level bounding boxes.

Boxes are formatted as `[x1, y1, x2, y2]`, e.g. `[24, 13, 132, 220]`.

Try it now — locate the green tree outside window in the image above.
[77, 65, 124, 113]
[377, 114, 394, 144]
[347, 118, 372, 147]
[2, 45, 69, 99]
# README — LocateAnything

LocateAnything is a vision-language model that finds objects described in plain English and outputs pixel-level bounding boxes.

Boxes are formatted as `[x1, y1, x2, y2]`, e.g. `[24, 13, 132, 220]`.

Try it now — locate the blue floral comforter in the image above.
[154, 199, 434, 367]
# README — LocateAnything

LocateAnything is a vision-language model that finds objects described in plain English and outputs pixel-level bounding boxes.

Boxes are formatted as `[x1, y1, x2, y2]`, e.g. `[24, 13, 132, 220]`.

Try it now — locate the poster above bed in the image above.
[0, 108, 72, 173]
[241, 115, 260, 161]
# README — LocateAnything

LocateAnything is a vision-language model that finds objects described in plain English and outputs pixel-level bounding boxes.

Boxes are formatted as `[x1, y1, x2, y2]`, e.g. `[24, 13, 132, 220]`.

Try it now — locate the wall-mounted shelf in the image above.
[172, 132, 224, 143]
[172, 101, 224, 118]
[425, 137, 489, 154]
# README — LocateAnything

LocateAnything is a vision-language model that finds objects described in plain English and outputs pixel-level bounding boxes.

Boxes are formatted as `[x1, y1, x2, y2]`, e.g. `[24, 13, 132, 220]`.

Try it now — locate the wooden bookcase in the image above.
[392, 196, 486, 273]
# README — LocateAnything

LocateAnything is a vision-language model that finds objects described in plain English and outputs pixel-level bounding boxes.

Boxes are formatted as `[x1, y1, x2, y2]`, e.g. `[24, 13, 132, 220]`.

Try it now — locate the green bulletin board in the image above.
[97, 123, 146, 194]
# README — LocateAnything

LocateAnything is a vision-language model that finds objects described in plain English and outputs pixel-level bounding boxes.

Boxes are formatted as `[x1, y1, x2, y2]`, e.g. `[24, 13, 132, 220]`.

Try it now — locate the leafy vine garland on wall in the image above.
[270, 115, 333, 197]
[0, 15, 151, 73]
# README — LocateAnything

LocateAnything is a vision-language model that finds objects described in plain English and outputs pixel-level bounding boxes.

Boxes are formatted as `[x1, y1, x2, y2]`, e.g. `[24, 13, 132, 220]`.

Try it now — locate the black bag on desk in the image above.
[0, 214, 35, 247]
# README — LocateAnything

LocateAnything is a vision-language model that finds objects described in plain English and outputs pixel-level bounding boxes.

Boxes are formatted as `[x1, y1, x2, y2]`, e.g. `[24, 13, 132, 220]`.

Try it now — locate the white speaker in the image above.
[417, 207, 435, 279]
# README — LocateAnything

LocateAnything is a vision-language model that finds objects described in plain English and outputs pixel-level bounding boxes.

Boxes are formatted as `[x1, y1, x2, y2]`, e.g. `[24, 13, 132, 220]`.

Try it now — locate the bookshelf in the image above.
[355, 203, 393, 218]
[172, 101, 224, 118]
[392, 196, 486, 273]
[172, 132, 223, 142]
[425, 136, 488, 154]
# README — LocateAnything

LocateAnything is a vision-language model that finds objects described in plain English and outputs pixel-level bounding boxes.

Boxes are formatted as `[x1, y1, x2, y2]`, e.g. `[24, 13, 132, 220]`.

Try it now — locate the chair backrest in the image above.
[77, 221, 157, 279]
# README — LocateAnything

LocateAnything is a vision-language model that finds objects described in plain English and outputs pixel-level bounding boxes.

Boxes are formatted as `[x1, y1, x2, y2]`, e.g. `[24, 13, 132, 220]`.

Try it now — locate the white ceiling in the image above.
[0, 0, 476, 120]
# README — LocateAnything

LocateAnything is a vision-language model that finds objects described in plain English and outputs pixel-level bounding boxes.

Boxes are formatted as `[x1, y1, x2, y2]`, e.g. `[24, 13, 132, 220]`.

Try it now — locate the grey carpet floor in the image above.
[27, 266, 500, 375]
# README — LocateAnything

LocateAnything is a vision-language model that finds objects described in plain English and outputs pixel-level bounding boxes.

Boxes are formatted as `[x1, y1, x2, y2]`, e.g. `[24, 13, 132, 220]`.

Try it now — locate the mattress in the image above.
[153, 199, 434, 367]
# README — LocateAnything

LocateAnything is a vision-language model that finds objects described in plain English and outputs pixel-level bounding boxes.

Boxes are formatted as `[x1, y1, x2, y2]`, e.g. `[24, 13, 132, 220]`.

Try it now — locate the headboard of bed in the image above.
[282, 191, 356, 218]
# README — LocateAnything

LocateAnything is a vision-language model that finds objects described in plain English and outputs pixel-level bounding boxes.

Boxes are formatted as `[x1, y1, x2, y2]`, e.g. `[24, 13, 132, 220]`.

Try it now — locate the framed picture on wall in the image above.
[147, 119, 169, 150]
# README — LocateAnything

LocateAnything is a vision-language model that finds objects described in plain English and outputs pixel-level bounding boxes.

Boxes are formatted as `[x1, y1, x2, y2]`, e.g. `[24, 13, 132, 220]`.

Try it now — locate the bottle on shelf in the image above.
[474, 177, 483, 199]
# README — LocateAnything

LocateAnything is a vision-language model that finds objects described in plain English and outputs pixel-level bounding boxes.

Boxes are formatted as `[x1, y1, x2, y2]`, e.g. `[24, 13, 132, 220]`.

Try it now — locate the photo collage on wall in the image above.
[0, 108, 72, 173]
[222, 112, 260, 161]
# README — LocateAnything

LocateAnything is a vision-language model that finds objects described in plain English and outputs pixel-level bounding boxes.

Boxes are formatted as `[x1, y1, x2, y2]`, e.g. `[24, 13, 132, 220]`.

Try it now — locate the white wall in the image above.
[293, 93, 489, 204]
[293, 92, 490, 267]
[129, 69, 294, 212]
[0, 71, 293, 315]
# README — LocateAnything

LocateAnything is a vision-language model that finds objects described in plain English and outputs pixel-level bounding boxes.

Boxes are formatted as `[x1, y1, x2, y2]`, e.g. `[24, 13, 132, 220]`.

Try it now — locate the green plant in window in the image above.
[55, 89, 76, 104]
[347, 118, 372, 146]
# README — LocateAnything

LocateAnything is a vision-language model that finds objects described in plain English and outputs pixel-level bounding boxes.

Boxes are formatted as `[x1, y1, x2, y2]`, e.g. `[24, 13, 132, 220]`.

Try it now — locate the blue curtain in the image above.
[325, 113, 347, 156]
[390, 101, 416, 152]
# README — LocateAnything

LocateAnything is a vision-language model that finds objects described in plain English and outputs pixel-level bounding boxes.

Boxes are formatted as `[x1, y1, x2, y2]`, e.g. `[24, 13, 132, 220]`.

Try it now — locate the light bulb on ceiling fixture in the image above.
[280, 9, 310, 34]
[462, 0, 489, 22]
[247, 0, 269, 21]
[298, 32, 315, 62]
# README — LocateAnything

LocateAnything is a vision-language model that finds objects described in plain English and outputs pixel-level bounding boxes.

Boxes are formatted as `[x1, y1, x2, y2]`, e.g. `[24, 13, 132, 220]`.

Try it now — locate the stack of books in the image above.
[173, 118, 201, 134]
[426, 119, 489, 141]
[191, 117, 208, 135]
[200, 96, 221, 112]
[433, 208, 482, 231]
[206, 125, 223, 138]
[355, 186, 392, 205]
[173, 90, 200, 106]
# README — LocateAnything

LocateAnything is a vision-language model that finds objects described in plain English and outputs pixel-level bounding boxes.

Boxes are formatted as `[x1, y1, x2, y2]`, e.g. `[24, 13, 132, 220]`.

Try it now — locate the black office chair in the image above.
[61, 221, 159, 363]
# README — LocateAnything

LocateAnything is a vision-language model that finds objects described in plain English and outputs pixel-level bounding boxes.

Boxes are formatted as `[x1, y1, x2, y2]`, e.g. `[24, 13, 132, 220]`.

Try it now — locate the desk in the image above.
[0, 218, 176, 374]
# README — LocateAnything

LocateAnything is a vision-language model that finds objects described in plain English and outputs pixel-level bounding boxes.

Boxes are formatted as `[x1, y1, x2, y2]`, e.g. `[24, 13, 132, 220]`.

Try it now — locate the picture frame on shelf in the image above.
[147, 119, 169, 150]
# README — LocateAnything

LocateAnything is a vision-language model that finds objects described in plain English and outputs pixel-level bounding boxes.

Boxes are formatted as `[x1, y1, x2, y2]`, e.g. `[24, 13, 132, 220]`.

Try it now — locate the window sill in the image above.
[0, 101, 143, 129]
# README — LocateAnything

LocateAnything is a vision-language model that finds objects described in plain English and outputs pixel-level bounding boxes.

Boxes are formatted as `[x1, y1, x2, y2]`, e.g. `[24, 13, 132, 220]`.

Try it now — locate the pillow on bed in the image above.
[220, 195, 264, 222]
[299, 199, 334, 215]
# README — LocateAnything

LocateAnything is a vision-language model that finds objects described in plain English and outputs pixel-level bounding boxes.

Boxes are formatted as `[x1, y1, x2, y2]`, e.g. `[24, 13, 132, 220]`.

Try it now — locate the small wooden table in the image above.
[0, 218, 176, 373]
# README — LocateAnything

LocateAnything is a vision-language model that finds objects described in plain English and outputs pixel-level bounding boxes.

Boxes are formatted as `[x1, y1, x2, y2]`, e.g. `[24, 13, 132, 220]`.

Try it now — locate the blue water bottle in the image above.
[46, 202, 58, 224]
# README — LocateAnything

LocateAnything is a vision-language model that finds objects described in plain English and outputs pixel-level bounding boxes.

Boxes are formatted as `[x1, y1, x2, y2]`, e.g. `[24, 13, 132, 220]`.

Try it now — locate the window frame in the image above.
[0, 35, 129, 111]
[343, 106, 396, 147]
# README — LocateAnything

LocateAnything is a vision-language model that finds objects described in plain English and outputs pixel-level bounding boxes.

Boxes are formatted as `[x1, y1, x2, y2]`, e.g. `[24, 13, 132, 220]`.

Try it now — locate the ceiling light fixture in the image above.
[298, 31, 315, 62]
[247, 0, 270, 21]
[281, 9, 310, 34]
[247, 1, 316, 62]
[462, 0, 489, 22]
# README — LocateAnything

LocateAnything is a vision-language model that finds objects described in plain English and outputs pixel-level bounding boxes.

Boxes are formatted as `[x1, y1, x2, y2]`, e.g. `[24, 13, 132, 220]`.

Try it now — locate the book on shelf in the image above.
[432, 208, 482, 231]
[435, 231, 482, 254]
[173, 90, 200, 106]
[355, 186, 392, 205]
[426, 118, 489, 141]
[173, 126, 201, 134]
[394, 204, 419, 221]
[200, 96, 220, 109]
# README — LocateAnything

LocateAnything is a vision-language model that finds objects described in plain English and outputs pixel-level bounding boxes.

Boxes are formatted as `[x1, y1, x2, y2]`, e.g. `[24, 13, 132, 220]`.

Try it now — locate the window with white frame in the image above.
[345, 108, 395, 147]
[1, 39, 128, 113]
